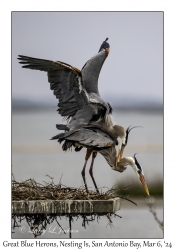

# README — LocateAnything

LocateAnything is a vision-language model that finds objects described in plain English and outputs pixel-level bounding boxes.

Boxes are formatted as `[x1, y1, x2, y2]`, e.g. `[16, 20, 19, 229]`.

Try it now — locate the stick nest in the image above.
[12, 177, 118, 201]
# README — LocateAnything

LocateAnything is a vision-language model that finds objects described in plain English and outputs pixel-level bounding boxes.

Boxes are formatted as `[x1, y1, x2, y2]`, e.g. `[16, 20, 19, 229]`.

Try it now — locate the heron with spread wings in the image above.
[18, 38, 149, 195]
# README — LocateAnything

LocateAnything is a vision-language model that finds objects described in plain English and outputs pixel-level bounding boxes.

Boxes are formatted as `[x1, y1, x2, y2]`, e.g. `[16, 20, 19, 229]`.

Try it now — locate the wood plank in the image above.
[12, 198, 121, 214]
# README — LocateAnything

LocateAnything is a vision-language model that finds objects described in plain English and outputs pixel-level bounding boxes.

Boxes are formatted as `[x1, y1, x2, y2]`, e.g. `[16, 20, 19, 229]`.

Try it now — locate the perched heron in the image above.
[18, 38, 127, 168]
[51, 127, 149, 196]
[18, 38, 149, 195]
[56, 123, 142, 164]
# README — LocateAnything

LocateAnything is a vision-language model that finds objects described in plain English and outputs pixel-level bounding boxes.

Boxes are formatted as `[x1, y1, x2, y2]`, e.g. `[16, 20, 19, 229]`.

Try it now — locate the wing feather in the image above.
[81, 48, 109, 95]
[18, 39, 111, 122]
[18, 55, 87, 118]
[52, 128, 114, 148]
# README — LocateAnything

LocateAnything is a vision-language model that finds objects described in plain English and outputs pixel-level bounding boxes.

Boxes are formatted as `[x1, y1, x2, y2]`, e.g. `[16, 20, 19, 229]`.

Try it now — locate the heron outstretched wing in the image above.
[17, 39, 110, 120]
[18, 55, 90, 118]
[81, 38, 109, 95]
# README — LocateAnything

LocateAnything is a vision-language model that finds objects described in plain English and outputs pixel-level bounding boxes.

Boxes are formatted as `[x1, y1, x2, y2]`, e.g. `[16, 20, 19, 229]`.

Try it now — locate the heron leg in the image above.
[81, 148, 92, 193]
[89, 152, 99, 193]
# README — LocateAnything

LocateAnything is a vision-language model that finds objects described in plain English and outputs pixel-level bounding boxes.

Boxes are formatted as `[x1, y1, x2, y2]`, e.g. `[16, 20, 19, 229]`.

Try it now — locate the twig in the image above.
[117, 195, 137, 206]
[146, 196, 163, 231]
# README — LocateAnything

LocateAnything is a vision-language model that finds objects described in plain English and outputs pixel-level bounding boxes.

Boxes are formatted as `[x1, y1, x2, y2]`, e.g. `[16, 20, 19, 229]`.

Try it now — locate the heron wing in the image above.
[18, 55, 88, 118]
[52, 128, 114, 148]
[81, 49, 109, 95]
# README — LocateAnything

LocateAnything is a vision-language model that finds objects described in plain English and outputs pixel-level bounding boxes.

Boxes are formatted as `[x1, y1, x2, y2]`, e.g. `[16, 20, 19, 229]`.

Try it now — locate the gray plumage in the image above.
[17, 39, 110, 123]
[17, 39, 150, 195]
[51, 127, 150, 195]
[51, 127, 114, 149]
[81, 50, 108, 94]
[51, 125, 125, 182]
[51, 127, 125, 172]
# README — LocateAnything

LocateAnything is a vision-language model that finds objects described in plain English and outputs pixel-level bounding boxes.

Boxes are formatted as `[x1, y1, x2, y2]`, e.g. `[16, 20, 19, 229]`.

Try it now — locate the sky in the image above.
[12, 12, 163, 107]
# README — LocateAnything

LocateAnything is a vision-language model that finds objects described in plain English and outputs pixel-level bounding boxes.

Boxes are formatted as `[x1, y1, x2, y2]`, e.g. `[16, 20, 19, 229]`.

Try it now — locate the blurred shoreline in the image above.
[121, 197, 163, 208]
[12, 98, 163, 114]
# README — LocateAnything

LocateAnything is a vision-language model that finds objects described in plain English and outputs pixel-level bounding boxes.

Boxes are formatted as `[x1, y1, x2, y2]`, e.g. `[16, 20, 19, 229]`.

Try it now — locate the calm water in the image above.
[12, 110, 163, 238]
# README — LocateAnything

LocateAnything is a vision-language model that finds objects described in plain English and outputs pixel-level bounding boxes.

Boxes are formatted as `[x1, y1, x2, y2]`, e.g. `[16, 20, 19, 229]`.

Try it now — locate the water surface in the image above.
[12, 110, 163, 238]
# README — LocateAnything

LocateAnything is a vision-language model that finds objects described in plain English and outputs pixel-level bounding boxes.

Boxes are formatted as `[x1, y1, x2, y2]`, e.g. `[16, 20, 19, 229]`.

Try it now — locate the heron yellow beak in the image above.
[139, 175, 150, 196]
[116, 147, 124, 163]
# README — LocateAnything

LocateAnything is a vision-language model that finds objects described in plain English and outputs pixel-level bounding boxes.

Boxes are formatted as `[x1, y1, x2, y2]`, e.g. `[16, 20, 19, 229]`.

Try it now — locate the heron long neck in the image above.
[114, 157, 135, 172]
[113, 125, 126, 138]
[120, 157, 135, 166]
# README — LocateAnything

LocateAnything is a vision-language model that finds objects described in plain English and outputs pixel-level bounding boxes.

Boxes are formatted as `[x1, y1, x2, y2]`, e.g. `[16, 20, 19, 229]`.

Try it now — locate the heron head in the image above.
[124, 125, 143, 147]
[115, 154, 150, 196]
[116, 125, 142, 162]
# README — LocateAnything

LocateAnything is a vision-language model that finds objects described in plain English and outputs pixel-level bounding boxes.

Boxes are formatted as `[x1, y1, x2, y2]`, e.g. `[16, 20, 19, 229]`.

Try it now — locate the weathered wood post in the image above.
[12, 198, 121, 214]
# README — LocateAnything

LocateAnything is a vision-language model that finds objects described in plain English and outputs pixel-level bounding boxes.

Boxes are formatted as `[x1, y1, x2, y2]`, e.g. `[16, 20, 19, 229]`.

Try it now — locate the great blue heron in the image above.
[51, 127, 149, 196]
[17, 38, 127, 166]
[18, 38, 111, 128]
[17, 38, 149, 195]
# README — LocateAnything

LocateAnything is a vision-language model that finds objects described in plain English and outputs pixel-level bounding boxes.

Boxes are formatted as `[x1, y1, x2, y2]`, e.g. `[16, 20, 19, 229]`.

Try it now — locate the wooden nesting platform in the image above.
[12, 198, 121, 215]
